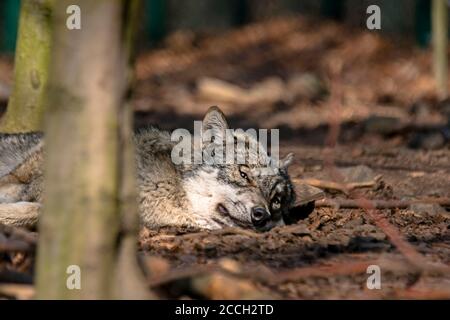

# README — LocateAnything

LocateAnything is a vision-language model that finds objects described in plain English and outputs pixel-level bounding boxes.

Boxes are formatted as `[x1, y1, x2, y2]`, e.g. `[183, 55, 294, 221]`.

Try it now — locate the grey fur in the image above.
[0, 107, 296, 231]
[0, 132, 43, 179]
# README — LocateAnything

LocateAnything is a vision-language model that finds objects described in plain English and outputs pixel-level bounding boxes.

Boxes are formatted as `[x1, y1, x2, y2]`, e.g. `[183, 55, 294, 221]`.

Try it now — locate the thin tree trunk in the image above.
[432, 0, 448, 99]
[115, 0, 154, 299]
[0, 0, 53, 133]
[36, 0, 150, 299]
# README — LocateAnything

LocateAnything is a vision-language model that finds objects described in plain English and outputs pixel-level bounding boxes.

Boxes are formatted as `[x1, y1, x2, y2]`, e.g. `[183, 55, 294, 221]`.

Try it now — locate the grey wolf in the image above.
[0, 107, 304, 231]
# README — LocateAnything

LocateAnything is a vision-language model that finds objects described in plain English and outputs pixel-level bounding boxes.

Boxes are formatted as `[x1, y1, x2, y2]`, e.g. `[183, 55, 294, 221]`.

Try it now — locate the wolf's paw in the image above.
[0, 202, 41, 229]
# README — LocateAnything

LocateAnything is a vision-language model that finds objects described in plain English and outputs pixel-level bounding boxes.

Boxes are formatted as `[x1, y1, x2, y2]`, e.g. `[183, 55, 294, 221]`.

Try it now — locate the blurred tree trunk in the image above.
[36, 0, 151, 299]
[432, 0, 448, 99]
[0, 0, 53, 133]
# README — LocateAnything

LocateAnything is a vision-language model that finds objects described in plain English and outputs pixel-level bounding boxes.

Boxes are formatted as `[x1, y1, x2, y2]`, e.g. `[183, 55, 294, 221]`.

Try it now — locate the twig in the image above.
[316, 197, 450, 209]
[296, 158, 450, 174]
[178, 227, 262, 240]
[272, 261, 379, 284]
[294, 176, 381, 195]
[148, 265, 217, 287]
[266, 256, 450, 285]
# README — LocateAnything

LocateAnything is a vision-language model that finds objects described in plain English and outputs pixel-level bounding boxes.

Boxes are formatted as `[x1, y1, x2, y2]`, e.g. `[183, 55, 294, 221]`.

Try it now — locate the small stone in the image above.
[338, 165, 377, 184]
[364, 115, 403, 135]
[408, 203, 445, 216]
[355, 224, 378, 234]
[410, 100, 432, 118]
[218, 258, 241, 273]
[409, 132, 446, 150]
[163, 242, 179, 251]
[343, 217, 364, 229]
[371, 232, 387, 241]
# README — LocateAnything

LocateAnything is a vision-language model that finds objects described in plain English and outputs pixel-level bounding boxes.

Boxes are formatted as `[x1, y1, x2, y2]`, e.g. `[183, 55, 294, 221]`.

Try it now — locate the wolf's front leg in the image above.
[0, 202, 41, 229]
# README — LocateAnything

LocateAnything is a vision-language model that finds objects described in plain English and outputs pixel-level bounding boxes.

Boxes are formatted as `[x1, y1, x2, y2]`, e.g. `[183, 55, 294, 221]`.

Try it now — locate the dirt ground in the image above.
[0, 15, 449, 299]
[139, 143, 449, 299]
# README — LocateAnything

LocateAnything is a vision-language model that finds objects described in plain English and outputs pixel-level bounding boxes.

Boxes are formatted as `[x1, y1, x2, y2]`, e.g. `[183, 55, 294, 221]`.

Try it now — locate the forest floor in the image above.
[0, 15, 449, 299]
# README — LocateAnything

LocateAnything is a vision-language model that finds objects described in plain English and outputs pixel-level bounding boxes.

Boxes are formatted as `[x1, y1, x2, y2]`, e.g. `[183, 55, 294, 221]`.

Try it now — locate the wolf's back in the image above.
[0, 133, 43, 179]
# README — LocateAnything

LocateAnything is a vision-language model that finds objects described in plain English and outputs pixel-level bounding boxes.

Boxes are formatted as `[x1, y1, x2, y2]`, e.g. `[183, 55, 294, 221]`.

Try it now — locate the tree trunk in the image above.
[36, 0, 151, 299]
[432, 0, 448, 99]
[0, 0, 53, 133]
[114, 0, 153, 300]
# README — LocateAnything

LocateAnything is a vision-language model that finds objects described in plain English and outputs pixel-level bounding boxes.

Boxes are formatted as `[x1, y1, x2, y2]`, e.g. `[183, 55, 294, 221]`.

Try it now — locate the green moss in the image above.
[0, 0, 54, 133]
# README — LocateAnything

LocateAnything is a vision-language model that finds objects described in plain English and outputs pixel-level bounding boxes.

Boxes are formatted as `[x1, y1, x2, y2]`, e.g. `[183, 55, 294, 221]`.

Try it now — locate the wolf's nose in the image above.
[251, 207, 270, 227]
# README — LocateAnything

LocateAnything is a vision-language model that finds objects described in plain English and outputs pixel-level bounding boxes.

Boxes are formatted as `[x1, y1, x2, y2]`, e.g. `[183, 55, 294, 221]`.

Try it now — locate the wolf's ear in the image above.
[202, 106, 229, 135]
[279, 153, 294, 169]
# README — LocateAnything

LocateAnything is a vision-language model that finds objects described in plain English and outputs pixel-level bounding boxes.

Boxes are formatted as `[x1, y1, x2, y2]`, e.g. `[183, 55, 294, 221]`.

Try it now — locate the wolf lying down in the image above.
[0, 107, 319, 231]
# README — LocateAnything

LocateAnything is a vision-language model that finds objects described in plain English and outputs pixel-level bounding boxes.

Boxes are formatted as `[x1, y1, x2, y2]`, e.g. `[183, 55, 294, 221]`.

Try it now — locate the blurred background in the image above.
[1, 0, 449, 300]
[0, 0, 437, 52]
[0, 0, 431, 53]
[2, 0, 447, 150]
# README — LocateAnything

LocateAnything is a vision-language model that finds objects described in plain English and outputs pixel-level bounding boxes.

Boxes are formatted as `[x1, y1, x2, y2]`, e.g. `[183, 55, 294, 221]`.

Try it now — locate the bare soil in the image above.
[134, 15, 450, 299]
[139, 144, 449, 299]
[0, 15, 449, 299]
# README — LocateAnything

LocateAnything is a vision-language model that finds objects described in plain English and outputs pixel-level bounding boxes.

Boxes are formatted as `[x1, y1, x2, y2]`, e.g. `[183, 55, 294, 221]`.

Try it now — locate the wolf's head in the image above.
[181, 107, 295, 231]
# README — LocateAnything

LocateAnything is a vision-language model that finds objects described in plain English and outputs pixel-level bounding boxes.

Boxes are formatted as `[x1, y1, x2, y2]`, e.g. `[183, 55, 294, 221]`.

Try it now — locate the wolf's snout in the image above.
[251, 207, 270, 227]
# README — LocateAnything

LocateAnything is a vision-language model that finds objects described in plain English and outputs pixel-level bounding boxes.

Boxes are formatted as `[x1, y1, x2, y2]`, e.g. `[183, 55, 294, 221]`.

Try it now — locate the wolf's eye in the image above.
[272, 198, 281, 210]
[240, 171, 248, 180]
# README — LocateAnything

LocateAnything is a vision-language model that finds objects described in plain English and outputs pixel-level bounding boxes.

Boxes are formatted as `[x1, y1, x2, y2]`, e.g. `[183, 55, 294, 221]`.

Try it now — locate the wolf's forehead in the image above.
[250, 166, 278, 176]
[184, 167, 238, 193]
[231, 131, 274, 166]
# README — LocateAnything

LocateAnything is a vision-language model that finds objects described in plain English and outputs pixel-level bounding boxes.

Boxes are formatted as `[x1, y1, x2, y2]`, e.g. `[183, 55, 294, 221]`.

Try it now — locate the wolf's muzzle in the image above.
[251, 207, 271, 229]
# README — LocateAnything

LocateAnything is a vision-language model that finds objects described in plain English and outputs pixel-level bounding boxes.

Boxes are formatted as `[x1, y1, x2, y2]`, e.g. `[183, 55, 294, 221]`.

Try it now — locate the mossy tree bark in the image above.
[36, 0, 151, 299]
[432, 0, 448, 99]
[0, 0, 53, 133]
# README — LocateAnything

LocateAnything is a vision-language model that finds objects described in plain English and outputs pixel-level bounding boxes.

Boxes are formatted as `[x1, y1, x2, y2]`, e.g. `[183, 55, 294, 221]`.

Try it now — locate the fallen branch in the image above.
[316, 198, 450, 209]
[190, 271, 276, 299]
[294, 176, 381, 195]
[178, 227, 262, 240]
[272, 260, 381, 284]
[148, 264, 217, 287]
[148, 263, 276, 299]
[266, 255, 450, 285]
